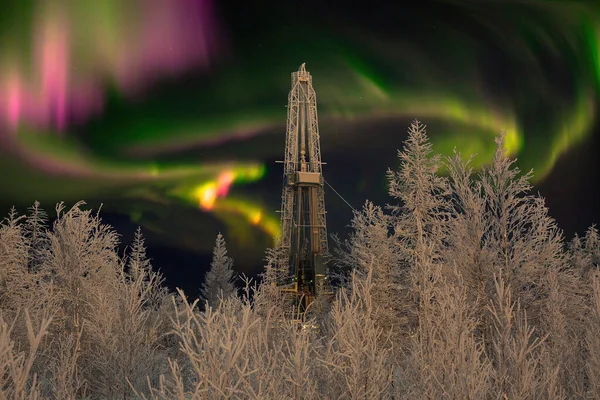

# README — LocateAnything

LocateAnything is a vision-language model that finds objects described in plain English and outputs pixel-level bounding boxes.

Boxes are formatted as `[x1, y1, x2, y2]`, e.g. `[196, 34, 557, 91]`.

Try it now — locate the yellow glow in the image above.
[187, 165, 268, 211]
[250, 211, 262, 225]
[195, 183, 217, 210]
[174, 164, 278, 240]
[191, 170, 239, 210]
[213, 198, 280, 240]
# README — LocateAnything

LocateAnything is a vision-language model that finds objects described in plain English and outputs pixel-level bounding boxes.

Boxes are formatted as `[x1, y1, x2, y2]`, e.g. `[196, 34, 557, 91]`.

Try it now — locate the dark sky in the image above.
[0, 0, 598, 297]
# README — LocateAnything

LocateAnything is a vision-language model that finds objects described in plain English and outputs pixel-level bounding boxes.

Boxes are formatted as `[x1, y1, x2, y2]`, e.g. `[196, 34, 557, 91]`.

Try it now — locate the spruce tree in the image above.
[200, 233, 237, 309]
[126, 226, 166, 309]
[24, 201, 49, 271]
[386, 119, 450, 261]
[127, 226, 152, 280]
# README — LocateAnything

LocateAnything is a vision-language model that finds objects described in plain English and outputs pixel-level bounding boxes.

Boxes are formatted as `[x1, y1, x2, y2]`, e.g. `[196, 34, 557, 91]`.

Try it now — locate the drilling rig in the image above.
[276, 63, 329, 318]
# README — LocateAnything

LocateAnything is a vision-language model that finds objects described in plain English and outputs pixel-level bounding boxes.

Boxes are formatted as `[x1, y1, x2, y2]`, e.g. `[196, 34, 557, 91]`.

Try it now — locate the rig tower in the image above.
[277, 63, 329, 313]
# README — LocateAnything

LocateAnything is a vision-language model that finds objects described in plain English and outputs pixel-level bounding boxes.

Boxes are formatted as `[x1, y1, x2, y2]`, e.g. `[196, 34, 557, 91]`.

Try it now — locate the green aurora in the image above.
[0, 0, 598, 263]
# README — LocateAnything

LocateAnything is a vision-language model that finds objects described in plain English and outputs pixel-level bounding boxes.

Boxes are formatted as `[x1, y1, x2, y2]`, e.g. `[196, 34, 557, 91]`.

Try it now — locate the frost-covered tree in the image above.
[335, 121, 451, 348]
[335, 201, 399, 278]
[569, 225, 600, 396]
[0, 206, 67, 398]
[127, 226, 151, 279]
[386, 119, 450, 348]
[585, 272, 600, 398]
[39, 202, 122, 398]
[0, 202, 177, 399]
[381, 124, 491, 396]
[0, 207, 29, 312]
[42, 201, 121, 334]
[584, 226, 600, 268]
[387, 119, 449, 267]
[443, 133, 584, 396]
[249, 240, 299, 337]
[478, 133, 570, 312]
[319, 265, 394, 399]
[23, 201, 49, 272]
[444, 150, 492, 303]
[0, 311, 51, 399]
[571, 225, 600, 279]
[84, 265, 168, 398]
[403, 264, 492, 398]
[486, 275, 547, 398]
[126, 227, 167, 310]
[200, 233, 237, 309]
[334, 201, 407, 340]
[83, 225, 171, 398]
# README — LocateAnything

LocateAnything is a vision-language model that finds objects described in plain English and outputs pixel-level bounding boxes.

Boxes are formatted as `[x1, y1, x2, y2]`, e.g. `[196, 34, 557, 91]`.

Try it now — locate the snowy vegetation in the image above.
[1, 120, 599, 399]
[200, 233, 237, 309]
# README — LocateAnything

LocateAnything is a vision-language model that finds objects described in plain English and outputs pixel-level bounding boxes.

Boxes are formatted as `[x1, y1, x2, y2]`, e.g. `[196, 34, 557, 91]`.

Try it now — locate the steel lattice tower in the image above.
[276, 63, 329, 312]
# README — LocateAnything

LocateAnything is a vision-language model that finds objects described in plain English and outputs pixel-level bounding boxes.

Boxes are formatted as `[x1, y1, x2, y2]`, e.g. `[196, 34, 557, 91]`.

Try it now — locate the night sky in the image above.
[0, 0, 598, 297]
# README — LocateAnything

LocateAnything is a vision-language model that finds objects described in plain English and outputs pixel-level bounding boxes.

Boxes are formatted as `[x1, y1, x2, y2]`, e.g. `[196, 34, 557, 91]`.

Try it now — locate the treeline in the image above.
[1, 120, 599, 399]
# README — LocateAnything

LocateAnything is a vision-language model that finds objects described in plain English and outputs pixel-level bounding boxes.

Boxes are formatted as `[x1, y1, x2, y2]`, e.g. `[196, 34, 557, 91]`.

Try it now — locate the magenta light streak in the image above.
[6, 72, 21, 130]
[36, 9, 69, 132]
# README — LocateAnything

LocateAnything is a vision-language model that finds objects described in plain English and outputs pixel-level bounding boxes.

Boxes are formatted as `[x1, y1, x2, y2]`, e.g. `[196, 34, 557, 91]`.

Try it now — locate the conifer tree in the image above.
[200, 233, 237, 309]
[23, 201, 49, 271]
[125, 226, 167, 310]
[263, 239, 290, 286]
[251, 240, 295, 330]
[479, 133, 570, 317]
[127, 226, 151, 280]
[386, 119, 450, 340]
[386, 119, 450, 263]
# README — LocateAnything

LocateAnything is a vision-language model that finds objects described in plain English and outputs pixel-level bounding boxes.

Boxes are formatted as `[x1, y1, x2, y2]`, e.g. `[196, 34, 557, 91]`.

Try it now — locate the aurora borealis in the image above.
[0, 0, 599, 287]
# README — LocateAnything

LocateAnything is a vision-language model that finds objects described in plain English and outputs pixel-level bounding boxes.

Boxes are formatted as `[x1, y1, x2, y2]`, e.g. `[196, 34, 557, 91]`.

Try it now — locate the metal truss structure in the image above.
[276, 63, 329, 314]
